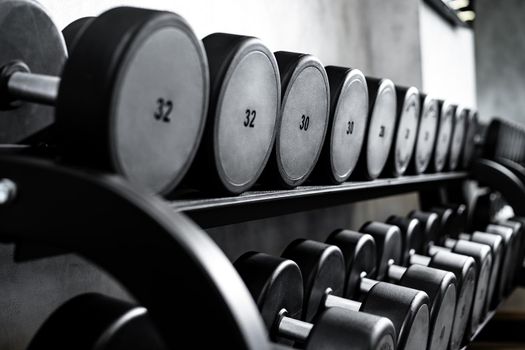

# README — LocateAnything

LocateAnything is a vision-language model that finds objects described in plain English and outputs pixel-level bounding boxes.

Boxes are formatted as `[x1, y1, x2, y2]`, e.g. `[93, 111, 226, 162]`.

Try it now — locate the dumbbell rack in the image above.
[0, 153, 524, 349]
[173, 172, 467, 228]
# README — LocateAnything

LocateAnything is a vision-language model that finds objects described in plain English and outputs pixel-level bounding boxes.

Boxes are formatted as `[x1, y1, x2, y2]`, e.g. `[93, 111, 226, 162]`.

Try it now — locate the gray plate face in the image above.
[0, 0, 66, 143]
[429, 285, 456, 350]
[330, 76, 368, 180]
[449, 109, 466, 170]
[278, 66, 328, 182]
[470, 258, 491, 334]
[366, 86, 396, 178]
[395, 94, 419, 175]
[217, 50, 279, 187]
[403, 304, 430, 350]
[415, 99, 438, 174]
[462, 112, 477, 167]
[112, 27, 207, 194]
[434, 104, 454, 172]
[449, 267, 475, 350]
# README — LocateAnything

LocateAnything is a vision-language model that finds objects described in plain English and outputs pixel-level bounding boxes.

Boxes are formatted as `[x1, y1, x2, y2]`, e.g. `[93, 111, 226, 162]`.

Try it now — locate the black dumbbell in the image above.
[28, 293, 167, 350]
[456, 232, 503, 310]
[0, 2, 210, 196]
[410, 94, 439, 174]
[354, 222, 457, 350]
[311, 66, 369, 184]
[432, 204, 514, 309]
[354, 77, 397, 180]
[260, 52, 330, 188]
[502, 216, 525, 287]
[29, 293, 294, 350]
[486, 220, 523, 294]
[418, 223, 492, 335]
[392, 217, 477, 350]
[185, 32, 281, 194]
[282, 238, 428, 350]
[235, 252, 397, 349]
[386, 86, 420, 177]
[386, 216, 427, 265]
[434, 204, 505, 309]
[430, 100, 454, 173]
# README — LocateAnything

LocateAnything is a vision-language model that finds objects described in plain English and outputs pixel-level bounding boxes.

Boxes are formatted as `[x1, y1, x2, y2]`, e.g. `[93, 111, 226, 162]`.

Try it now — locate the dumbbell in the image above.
[501, 216, 525, 288]
[260, 52, 330, 188]
[0, 2, 210, 196]
[349, 223, 456, 350]
[430, 100, 454, 173]
[432, 204, 506, 309]
[389, 216, 477, 350]
[425, 204, 512, 307]
[471, 192, 525, 294]
[448, 105, 467, 171]
[410, 95, 439, 174]
[353, 77, 397, 179]
[235, 252, 397, 350]
[183, 32, 281, 194]
[385, 86, 420, 177]
[486, 220, 523, 294]
[311, 66, 369, 184]
[29, 293, 292, 350]
[410, 212, 492, 334]
[282, 239, 428, 350]
[28, 293, 167, 350]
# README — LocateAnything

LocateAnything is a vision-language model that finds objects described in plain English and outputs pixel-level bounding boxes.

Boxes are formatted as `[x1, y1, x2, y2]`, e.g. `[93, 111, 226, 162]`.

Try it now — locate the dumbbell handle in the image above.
[7, 71, 59, 106]
[277, 315, 313, 342]
[360, 277, 379, 293]
[387, 264, 407, 281]
[409, 254, 431, 266]
[324, 293, 362, 312]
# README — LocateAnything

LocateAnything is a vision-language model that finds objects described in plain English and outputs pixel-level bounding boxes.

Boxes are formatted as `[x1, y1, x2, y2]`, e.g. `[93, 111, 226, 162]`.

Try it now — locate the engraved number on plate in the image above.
[154, 98, 173, 123]
[244, 109, 256, 128]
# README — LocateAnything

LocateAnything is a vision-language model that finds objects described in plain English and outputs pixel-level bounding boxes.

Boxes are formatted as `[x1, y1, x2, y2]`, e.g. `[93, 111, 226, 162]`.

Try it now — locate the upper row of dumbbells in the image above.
[0, 2, 479, 196]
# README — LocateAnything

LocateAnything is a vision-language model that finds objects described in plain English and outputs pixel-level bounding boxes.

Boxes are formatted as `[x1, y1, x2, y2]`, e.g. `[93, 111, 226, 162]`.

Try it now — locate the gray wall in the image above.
[1, 1, 423, 349]
[475, 0, 525, 124]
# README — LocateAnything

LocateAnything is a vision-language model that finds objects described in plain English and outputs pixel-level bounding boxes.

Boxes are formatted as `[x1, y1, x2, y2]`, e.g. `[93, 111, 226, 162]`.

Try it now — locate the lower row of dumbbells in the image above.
[1, 1, 479, 198]
[26, 204, 523, 350]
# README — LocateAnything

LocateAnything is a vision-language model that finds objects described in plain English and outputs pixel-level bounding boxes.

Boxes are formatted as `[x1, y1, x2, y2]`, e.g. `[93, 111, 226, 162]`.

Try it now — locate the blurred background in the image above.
[1, 0, 524, 349]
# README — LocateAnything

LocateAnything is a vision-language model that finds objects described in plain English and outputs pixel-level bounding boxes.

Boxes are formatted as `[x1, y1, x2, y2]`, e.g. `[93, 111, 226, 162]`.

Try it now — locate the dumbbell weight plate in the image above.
[57, 7, 210, 195]
[423, 251, 477, 350]
[0, 0, 66, 143]
[398, 265, 457, 350]
[462, 109, 478, 169]
[412, 95, 438, 174]
[389, 86, 420, 177]
[62, 17, 95, 51]
[386, 216, 426, 265]
[269, 52, 329, 187]
[432, 100, 454, 172]
[28, 293, 167, 350]
[189, 33, 280, 194]
[312, 66, 368, 184]
[355, 78, 397, 179]
[326, 229, 378, 299]
[282, 240, 346, 323]
[448, 105, 467, 170]
[235, 252, 302, 345]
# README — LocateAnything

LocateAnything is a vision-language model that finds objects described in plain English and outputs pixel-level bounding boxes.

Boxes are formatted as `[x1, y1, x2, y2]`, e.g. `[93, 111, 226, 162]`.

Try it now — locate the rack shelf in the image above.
[171, 172, 468, 228]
